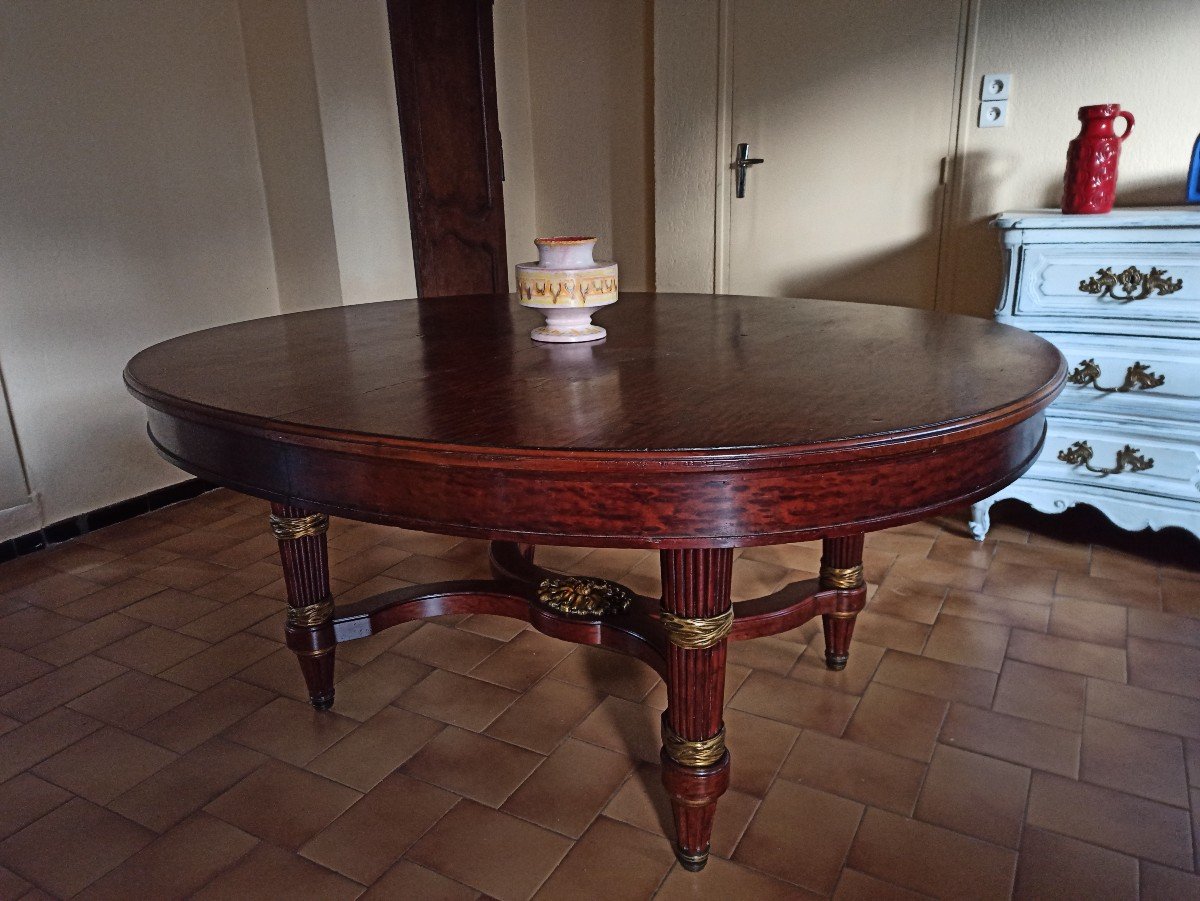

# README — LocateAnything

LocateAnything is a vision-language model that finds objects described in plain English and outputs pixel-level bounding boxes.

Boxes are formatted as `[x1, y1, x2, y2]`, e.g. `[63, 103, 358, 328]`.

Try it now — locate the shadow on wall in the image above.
[776, 176, 948, 310]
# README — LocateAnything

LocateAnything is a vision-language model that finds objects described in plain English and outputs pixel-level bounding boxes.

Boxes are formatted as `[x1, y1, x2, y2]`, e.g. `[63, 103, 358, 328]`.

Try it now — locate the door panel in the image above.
[727, 0, 962, 308]
[387, 0, 508, 297]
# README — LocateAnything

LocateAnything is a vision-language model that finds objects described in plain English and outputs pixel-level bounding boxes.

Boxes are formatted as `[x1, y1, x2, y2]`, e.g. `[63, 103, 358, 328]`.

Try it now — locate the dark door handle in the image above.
[734, 142, 765, 198]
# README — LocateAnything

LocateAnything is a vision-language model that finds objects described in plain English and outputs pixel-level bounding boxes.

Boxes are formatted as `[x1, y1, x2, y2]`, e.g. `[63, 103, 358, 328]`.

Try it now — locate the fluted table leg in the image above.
[819, 533, 866, 670]
[270, 503, 336, 710]
[659, 548, 733, 871]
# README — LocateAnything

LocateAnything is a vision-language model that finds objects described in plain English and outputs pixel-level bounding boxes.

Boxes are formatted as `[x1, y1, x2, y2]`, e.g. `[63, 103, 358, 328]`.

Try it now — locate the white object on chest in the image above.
[970, 208, 1200, 541]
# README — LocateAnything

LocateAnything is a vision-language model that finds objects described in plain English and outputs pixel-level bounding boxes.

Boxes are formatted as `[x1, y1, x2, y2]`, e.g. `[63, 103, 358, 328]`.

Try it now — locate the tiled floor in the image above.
[1, 490, 1199, 899]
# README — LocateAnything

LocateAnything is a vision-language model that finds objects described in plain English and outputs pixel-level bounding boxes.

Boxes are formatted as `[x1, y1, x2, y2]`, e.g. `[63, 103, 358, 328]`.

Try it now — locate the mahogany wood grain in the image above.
[272, 503, 336, 710]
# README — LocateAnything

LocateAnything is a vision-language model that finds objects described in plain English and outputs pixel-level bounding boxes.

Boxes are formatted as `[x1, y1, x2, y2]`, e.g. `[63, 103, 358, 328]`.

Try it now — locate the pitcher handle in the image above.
[1117, 111, 1135, 141]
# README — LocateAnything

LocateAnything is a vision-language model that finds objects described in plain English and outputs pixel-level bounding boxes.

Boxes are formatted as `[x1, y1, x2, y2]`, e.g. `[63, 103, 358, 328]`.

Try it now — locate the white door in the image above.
[726, 0, 964, 308]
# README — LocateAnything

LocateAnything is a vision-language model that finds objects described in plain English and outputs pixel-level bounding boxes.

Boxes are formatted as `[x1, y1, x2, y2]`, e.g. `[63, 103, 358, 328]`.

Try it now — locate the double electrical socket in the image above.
[979, 73, 1012, 128]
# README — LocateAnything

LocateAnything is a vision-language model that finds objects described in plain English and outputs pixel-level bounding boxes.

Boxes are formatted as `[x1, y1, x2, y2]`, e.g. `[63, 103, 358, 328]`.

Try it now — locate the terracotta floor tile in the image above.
[1089, 545, 1160, 583]
[390, 621, 504, 674]
[658, 854, 815, 900]
[740, 541, 822, 571]
[1027, 772, 1193, 868]
[455, 612, 528, 642]
[68, 670, 194, 730]
[548, 644, 662, 701]
[313, 651, 429, 722]
[1129, 606, 1200, 649]
[503, 738, 635, 838]
[886, 556, 987, 592]
[55, 578, 167, 621]
[980, 561, 1057, 604]
[922, 614, 1010, 673]
[467, 630, 575, 692]
[308, 705, 442, 791]
[848, 610, 931, 654]
[122, 587, 224, 629]
[408, 799, 572, 900]
[331, 617, 420, 666]
[0, 864, 30, 898]
[833, 868, 929, 900]
[205, 758, 360, 849]
[0, 557, 63, 593]
[873, 649, 997, 707]
[2, 570, 101, 611]
[1162, 576, 1200, 617]
[866, 575, 946, 625]
[192, 842, 363, 901]
[0, 774, 71, 841]
[1128, 636, 1200, 699]
[0, 798, 155, 897]
[1014, 827, 1137, 901]
[159, 632, 278, 691]
[571, 695, 663, 763]
[222, 696, 358, 765]
[109, 737, 266, 832]
[789, 639, 885, 696]
[843, 683, 948, 762]
[941, 703, 1079, 777]
[300, 771, 457, 884]
[32, 724, 175, 803]
[600, 762, 759, 859]
[941, 589, 1051, 630]
[139, 558, 230, 592]
[77, 812, 258, 900]
[533, 816, 672, 899]
[993, 541, 1090, 574]
[176, 594, 279, 645]
[402, 725, 544, 807]
[1006, 629, 1127, 682]
[927, 534, 998, 570]
[993, 659, 1086, 729]
[97, 625, 208, 675]
[384, 552, 486, 583]
[152, 528, 245, 561]
[1049, 597, 1128, 647]
[329, 545, 413, 585]
[728, 670, 859, 735]
[1086, 677, 1200, 739]
[83, 518, 187, 555]
[727, 635, 804, 675]
[778, 729, 925, 815]
[137, 677, 274, 752]
[0, 607, 86, 651]
[378, 527, 466, 556]
[396, 668, 520, 731]
[734, 779, 863, 895]
[362, 860, 477, 900]
[0, 654, 126, 721]
[486, 677, 604, 754]
[0, 707, 103, 782]
[1080, 716, 1189, 807]
[866, 530, 937, 557]
[76, 548, 178, 587]
[1054, 570, 1160, 609]
[722, 707, 801, 797]
[847, 806, 1016, 899]
[1141, 861, 1200, 899]
[25, 613, 145, 667]
[915, 743, 1029, 848]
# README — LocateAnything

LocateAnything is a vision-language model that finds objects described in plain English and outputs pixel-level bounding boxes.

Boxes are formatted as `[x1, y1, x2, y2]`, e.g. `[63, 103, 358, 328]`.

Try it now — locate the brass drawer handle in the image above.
[1057, 440, 1154, 475]
[1079, 266, 1182, 302]
[1066, 359, 1165, 393]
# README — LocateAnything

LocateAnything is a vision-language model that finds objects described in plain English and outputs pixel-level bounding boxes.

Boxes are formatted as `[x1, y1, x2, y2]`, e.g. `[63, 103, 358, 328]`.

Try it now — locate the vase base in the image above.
[530, 324, 606, 344]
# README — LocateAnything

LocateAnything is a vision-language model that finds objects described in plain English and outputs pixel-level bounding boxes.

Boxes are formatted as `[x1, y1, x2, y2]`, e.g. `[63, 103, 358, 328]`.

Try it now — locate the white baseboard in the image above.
[0, 493, 43, 543]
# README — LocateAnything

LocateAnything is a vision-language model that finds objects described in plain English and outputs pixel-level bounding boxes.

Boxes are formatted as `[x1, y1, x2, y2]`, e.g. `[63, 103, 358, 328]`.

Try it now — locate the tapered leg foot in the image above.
[819, 534, 866, 671]
[271, 503, 337, 710]
[659, 548, 734, 869]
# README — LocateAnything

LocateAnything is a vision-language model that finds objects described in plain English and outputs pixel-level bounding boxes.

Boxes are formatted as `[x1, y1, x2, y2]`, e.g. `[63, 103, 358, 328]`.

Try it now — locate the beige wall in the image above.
[655, 0, 1200, 314]
[494, 0, 539, 283]
[943, 0, 1200, 316]
[0, 0, 419, 541]
[501, 0, 655, 290]
[0, 0, 282, 535]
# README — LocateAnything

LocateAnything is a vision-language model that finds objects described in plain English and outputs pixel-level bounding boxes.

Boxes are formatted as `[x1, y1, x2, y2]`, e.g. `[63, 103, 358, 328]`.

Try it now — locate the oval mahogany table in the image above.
[125, 292, 1064, 871]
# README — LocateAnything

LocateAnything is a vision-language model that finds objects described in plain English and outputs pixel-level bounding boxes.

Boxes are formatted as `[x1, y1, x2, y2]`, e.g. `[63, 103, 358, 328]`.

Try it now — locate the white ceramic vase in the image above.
[515, 237, 618, 343]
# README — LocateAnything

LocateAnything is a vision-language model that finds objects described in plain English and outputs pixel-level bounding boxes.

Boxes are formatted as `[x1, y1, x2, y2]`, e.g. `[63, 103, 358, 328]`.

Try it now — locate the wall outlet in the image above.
[981, 73, 1012, 100]
[979, 100, 1008, 128]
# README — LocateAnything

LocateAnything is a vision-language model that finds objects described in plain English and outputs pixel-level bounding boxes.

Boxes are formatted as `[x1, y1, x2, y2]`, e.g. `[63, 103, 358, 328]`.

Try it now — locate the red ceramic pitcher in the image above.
[1062, 104, 1134, 214]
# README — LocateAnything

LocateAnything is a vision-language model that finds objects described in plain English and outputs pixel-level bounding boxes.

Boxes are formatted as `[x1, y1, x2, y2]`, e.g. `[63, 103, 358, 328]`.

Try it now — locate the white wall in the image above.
[504, 0, 655, 290]
[493, 0, 539, 282]
[0, 0, 282, 533]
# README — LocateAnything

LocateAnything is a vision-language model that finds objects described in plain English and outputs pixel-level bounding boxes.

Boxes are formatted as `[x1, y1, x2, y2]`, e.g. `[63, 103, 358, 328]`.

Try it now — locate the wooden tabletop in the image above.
[125, 294, 1064, 546]
[126, 293, 1062, 455]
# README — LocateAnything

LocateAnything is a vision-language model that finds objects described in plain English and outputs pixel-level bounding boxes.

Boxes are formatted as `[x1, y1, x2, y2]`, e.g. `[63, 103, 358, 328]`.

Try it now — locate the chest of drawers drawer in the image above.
[1014, 243, 1200, 326]
[1036, 332, 1200, 423]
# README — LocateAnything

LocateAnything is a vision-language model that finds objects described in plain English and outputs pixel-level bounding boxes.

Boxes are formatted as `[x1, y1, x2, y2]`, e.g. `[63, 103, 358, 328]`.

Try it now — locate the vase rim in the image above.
[1079, 103, 1121, 117]
[535, 235, 596, 246]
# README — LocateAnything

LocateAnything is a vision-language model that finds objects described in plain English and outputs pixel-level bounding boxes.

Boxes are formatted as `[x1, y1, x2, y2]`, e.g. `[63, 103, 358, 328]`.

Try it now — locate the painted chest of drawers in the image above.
[970, 208, 1200, 541]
